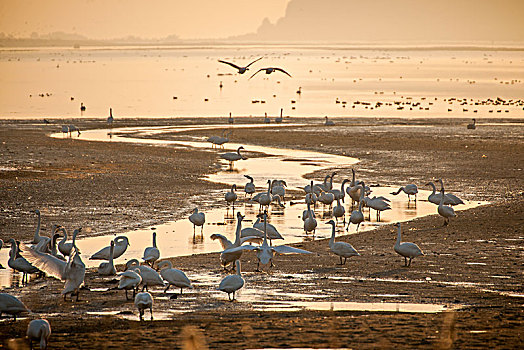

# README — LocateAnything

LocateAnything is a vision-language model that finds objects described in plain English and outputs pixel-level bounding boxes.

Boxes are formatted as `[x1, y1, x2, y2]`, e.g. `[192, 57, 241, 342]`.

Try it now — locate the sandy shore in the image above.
[0, 117, 523, 349]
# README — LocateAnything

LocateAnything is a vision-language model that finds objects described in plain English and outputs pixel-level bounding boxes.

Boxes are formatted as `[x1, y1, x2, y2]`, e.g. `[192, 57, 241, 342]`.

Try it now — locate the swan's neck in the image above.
[357, 186, 365, 211]
[395, 225, 402, 248]
[34, 212, 41, 241]
[429, 182, 436, 195]
[153, 233, 157, 248]
[439, 189, 446, 206]
[109, 245, 114, 262]
[262, 215, 268, 246]
[60, 228, 68, 244]
[329, 224, 336, 246]
[351, 170, 356, 186]
[233, 218, 242, 246]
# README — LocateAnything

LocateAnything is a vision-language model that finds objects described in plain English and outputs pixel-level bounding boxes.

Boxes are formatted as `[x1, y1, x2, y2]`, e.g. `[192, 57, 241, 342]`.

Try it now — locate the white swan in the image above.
[218, 57, 262, 74]
[367, 196, 392, 221]
[253, 180, 272, 211]
[158, 260, 193, 295]
[32, 209, 50, 247]
[214, 130, 232, 148]
[330, 178, 350, 201]
[326, 220, 359, 265]
[393, 222, 424, 267]
[318, 191, 335, 210]
[244, 175, 256, 198]
[58, 227, 81, 257]
[8, 238, 39, 284]
[107, 108, 114, 124]
[438, 188, 457, 226]
[249, 67, 292, 79]
[189, 208, 206, 234]
[0, 293, 29, 321]
[221, 146, 246, 169]
[142, 231, 160, 267]
[264, 112, 271, 124]
[90, 236, 129, 260]
[467, 118, 476, 130]
[21, 243, 85, 301]
[324, 116, 335, 126]
[212, 233, 263, 249]
[118, 269, 142, 300]
[437, 179, 464, 205]
[303, 201, 317, 234]
[225, 211, 312, 271]
[426, 181, 460, 206]
[391, 184, 418, 202]
[214, 212, 245, 270]
[275, 108, 283, 123]
[218, 260, 244, 301]
[253, 216, 284, 242]
[347, 169, 366, 206]
[135, 292, 153, 321]
[347, 182, 365, 232]
[49, 232, 66, 261]
[332, 198, 346, 225]
[271, 180, 287, 202]
[225, 184, 238, 210]
[98, 240, 116, 276]
[27, 319, 51, 350]
[125, 259, 164, 291]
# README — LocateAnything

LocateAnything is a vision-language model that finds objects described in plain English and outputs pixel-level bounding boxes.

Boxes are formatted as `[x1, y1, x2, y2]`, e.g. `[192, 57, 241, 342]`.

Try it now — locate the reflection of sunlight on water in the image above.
[0, 125, 487, 288]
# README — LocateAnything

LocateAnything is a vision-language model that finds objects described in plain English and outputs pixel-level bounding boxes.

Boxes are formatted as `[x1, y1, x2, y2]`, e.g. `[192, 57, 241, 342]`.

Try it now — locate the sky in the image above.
[0, 0, 291, 40]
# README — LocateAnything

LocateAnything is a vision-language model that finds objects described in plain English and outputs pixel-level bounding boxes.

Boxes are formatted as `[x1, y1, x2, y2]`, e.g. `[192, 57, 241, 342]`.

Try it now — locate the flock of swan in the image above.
[0, 124, 466, 348]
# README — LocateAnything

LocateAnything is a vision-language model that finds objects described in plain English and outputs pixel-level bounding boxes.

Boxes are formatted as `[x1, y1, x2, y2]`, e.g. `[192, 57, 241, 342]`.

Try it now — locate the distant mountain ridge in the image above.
[233, 0, 524, 43]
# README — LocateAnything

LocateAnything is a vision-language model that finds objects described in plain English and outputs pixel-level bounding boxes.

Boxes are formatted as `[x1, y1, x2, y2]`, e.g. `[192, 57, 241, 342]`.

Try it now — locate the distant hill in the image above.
[232, 0, 524, 43]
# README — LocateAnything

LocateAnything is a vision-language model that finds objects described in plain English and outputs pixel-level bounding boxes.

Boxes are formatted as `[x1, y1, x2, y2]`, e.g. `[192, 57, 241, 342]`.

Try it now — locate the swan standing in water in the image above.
[0, 293, 30, 320]
[189, 208, 206, 235]
[271, 180, 287, 202]
[27, 319, 51, 350]
[253, 180, 272, 212]
[391, 184, 418, 202]
[158, 260, 193, 295]
[90, 236, 129, 260]
[366, 196, 391, 221]
[303, 201, 317, 234]
[221, 146, 246, 170]
[98, 240, 116, 276]
[225, 184, 238, 212]
[8, 238, 39, 284]
[426, 181, 462, 206]
[58, 227, 81, 257]
[347, 183, 365, 232]
[218, 57, 262, 74]
[438, 188, 457, 226]
[332, 198, 346, 225]
[244, 175, 256, 198]
[135, 292, 153, 321]
[326, 220, 359, 265]
[393, 222, 424, 267]
[118, 269, 142, 300]
[125, 259, 164, 291]
[142, 231, 160, 268]
[467, 118, 476, 130]
[21, 243, 85, 301]
[218, 260, 244, 301]
[324, 116, 335, 126]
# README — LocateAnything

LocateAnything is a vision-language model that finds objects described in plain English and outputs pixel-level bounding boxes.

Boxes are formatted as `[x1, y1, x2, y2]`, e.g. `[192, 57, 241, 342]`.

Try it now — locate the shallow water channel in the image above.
[0, 123, 485, 287]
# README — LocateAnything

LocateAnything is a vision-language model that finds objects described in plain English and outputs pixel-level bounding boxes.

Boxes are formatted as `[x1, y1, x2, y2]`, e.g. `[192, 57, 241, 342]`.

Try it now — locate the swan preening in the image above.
[393, 222, 424, 267]
[27, 319, 51, 349]
[0, 293, 30, 320]
[244, 175, 256, 198]
[118, 269, 142, 300]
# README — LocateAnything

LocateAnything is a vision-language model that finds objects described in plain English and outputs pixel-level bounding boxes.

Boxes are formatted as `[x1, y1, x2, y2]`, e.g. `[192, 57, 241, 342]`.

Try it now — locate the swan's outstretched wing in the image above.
[19, 243, 66, 280]
[222, 245, 259, 254]
[218, 60, 241, 70]
[272, 245, 312, 255]
[249, 69, 264, 80]
[245, 57, 263, 68]
[274, 68, 292, 77]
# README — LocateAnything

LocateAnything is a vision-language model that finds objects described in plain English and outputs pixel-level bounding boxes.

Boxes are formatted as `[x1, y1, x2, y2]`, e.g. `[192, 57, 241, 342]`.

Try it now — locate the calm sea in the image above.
[0, 45, 523, 119]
